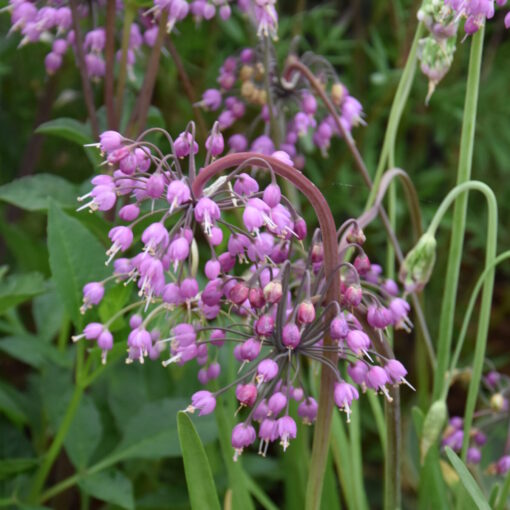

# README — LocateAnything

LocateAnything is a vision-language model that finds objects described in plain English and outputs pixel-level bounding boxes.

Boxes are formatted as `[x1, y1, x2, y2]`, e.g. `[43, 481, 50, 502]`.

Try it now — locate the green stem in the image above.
[366, 22, 424, 210]
[432, 27, 485, 400]
[367, 390, 387, 455]
[425, 180, 497, 465]
[496, 469, 510, 510]
[28, 384, 84, 502]
[446, 250, 510, 398]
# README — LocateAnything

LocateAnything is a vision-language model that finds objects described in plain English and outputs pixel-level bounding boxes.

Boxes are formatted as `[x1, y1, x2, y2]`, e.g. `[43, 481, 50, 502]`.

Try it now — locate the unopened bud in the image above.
[491, 393, 506, 412]
[346, 224, 366, 245]
[263, 281, 283, 304]
[399, 233, 437, 293]
[331, 82, 347, 106]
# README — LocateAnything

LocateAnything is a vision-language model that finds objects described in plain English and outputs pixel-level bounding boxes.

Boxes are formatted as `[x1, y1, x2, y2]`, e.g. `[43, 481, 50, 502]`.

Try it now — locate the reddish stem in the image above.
[192, 152, 340, 508]
[69, 0, 99, 139]
[104, 0, 117, 129]
[127, 12, 168, 136]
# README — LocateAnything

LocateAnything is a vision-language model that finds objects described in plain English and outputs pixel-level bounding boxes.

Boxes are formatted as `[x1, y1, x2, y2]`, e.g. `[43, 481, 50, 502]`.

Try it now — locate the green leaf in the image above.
[420, 400, 447, 463]
[47, 202, 108, 327]
[0, 174, 78, 211]
[0, 272, 45, 314]
[0, 334, 71, 369]
[444, 447, 490, 510]
[35, 118, 93, 145]
[177, 412, 221, 510]
[32, 285, 65, 341]
[0, 457, 38, 480]
[412, 406, 425, 438]
[79, 470, 134, 510]
[99, 398, 217, 466]
[0, 220, 49, 274]
[0, 381, 28, 425]
[65, 394, 102, 469]
[98, 284, 132, 332]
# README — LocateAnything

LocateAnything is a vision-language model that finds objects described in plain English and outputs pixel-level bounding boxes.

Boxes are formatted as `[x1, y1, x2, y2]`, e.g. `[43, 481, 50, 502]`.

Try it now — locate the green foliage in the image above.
[47, 202, 108, 327]
[0, 1, 509, 509]
[0, 174, 79, 211]
[445, 447, 490, 510]
[177, 412, 221, 510]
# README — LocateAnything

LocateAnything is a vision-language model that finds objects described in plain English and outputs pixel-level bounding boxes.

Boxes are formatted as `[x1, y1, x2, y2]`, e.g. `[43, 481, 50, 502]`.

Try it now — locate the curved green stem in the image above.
[365, 22, 424, 209]
[432, 26, 485, 400]
[445, 250, 510, 398]
[425, 180, 497, 464]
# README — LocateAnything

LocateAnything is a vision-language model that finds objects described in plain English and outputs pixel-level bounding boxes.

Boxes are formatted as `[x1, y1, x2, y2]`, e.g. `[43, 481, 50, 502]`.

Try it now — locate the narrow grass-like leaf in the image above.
[177, 411, 221, 510]
[445, 447, 490, 510]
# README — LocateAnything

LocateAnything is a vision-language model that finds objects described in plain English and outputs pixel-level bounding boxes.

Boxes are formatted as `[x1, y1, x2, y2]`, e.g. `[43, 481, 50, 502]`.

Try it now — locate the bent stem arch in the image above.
[193, 152, 339, 510]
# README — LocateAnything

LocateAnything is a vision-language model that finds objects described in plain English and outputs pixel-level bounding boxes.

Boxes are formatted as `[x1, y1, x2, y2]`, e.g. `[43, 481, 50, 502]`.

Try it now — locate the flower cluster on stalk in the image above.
[442, 369, 510, 473]
[443, 0, 510, 34]
[73, 123, 412, 459]
[3, 0, 276, 76]
[197, 46, 364, 169]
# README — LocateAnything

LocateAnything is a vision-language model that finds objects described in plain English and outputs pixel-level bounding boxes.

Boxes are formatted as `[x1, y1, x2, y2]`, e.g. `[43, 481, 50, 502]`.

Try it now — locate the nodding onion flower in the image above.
[73, 122, 412, 460]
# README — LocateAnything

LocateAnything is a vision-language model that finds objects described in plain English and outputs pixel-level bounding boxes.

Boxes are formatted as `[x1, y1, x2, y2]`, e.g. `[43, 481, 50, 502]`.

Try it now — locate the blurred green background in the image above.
[1, 1, 509, 508]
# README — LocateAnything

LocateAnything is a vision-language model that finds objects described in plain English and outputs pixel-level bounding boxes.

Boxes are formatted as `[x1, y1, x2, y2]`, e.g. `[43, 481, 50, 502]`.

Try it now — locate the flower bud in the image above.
[297, 301, 316, 324]
[399, 233, 437, 292]
[263, 280, 282, 304]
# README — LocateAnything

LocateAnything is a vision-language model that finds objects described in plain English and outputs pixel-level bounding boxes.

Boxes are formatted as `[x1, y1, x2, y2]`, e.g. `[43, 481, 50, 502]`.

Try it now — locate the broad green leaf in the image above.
[0, 220, 49, 274]
[65, 394, 102, 469]
[98, 284, 132, 332]
[47, 202, 108, 327]
[79, 470, 134, 510]
[0, 174, 78, 211]
[0, 458, 38, 480]
[0, 334, 71, 369]
[0, 380, 28, 425]
[32, 285, 65, 341]
[101, 398, 217, 464]
[177, 412, 221, 510]
[35, 118, 93, 145]
[445, 447, 490, 510]
[0, 272, 45, 314]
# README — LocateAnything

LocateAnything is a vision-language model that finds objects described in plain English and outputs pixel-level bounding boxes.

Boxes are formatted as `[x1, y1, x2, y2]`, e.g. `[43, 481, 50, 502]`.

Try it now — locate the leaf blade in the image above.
[445, 447, 490, 510]
[47, 202, 108, 327]
[177, 411, 221, 510]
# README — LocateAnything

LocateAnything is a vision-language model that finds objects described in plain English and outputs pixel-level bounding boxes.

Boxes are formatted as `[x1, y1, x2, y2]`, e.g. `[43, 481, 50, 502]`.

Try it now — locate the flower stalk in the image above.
[432, 26, 485, 401]
[192, 152, 340, 510]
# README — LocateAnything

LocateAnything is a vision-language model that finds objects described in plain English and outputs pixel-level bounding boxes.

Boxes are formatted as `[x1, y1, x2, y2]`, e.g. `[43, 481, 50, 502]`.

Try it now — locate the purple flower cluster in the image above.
[442, 416, 486, 464]
[444, 0, 510, 34]
[4, 0, 161, 77]
[4, 0, 274, 77]
[442, 369, 510, 472]
[73, 124, 411, 459]
[198, 49, 363, 170]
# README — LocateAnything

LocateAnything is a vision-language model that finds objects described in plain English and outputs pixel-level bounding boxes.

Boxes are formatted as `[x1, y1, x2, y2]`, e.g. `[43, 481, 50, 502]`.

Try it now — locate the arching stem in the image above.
[192, 152, 339, 510]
